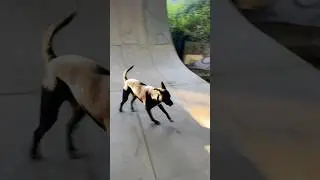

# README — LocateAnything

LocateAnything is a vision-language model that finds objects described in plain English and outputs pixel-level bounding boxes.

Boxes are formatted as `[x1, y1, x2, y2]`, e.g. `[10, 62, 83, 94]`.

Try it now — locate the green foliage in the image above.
[167, 0, 210, 42]
[167, 1, 185, 38]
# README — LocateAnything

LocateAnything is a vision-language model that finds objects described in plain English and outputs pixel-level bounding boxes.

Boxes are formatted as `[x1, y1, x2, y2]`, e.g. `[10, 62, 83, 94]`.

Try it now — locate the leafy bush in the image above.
[167, 0, 210, 42]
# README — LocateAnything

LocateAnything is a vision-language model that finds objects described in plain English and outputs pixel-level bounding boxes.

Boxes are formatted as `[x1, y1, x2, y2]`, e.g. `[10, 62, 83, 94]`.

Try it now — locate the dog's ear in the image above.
[161, 82, 166, 89]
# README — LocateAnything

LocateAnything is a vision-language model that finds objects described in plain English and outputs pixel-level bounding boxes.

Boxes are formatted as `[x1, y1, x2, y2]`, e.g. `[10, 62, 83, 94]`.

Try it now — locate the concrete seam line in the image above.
[0, 87, 41, 96]
[136, 113, 158, 180]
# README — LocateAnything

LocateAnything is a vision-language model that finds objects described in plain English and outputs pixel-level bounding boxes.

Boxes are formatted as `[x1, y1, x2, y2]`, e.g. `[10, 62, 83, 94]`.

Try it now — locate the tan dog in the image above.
[30, 12, 109, 160]
[119, 65, 174, 125]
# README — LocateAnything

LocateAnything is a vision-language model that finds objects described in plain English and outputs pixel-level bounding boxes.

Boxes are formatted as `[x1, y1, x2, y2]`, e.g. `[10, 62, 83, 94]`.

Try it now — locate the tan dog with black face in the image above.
[30, 12, 109, 160]
[119, 65, 174, 125]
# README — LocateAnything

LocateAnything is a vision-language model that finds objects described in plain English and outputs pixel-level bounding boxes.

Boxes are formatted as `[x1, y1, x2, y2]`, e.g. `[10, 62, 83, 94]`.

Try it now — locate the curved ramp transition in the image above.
[110, 0, 210, 179]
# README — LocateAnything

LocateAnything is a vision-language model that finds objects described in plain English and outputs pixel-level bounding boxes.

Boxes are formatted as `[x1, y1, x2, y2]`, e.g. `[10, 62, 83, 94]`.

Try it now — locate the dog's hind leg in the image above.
[66, 106, 85, 158]
[130, 96, 137, 112]
[119, 89, 130, 112]
[158, 104, 173, 122]
[30, 87, 64, 160]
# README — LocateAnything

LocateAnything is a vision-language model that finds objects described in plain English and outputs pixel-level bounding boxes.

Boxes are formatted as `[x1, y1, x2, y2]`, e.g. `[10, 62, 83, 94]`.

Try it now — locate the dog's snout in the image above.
[167, 100, 173, 106]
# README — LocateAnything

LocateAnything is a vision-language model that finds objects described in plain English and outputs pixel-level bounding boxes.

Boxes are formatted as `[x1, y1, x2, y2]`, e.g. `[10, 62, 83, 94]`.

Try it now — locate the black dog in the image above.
[119, 65, 174, 125]
[30, 12, 110, 160]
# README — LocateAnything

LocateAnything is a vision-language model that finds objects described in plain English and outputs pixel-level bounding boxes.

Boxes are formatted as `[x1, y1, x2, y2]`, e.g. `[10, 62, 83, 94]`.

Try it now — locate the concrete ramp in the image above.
[110, 0, 210, 179]
[212, 1, 320, 180]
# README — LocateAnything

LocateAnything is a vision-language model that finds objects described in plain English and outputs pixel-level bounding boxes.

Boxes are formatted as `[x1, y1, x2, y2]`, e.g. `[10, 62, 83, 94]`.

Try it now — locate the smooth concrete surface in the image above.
[110, 0, 210, 179]
[0, 0, 109, 179]
[212, 1, 320, 180]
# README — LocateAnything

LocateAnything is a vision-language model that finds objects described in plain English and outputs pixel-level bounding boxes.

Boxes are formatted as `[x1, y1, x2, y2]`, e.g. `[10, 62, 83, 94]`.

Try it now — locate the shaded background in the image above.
[233, 0, 320, 68]
[233, 0, 320, 26]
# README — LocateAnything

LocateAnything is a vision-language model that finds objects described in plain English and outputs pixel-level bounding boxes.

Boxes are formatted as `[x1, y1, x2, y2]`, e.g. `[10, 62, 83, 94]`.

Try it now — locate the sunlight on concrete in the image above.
[173, 88, 210, 129]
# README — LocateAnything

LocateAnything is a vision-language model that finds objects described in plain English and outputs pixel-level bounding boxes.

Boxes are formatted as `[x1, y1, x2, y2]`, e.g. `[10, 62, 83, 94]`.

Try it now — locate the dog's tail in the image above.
[123, 65, 134, 81]
[42, 11, 77, 63]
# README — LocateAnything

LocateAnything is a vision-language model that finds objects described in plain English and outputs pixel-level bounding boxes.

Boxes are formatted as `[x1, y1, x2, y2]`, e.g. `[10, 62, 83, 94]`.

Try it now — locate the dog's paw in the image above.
[153, 120, 161, 125]
[119, 109, 123, 113]
[169, 119, 174, 122]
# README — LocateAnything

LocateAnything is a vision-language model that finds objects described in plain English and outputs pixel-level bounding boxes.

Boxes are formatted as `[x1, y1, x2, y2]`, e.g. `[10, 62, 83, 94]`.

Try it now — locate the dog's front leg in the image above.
[158, 104, 173, 122]
[146, 107, 160, 125]
[145, 96, 160, 125]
